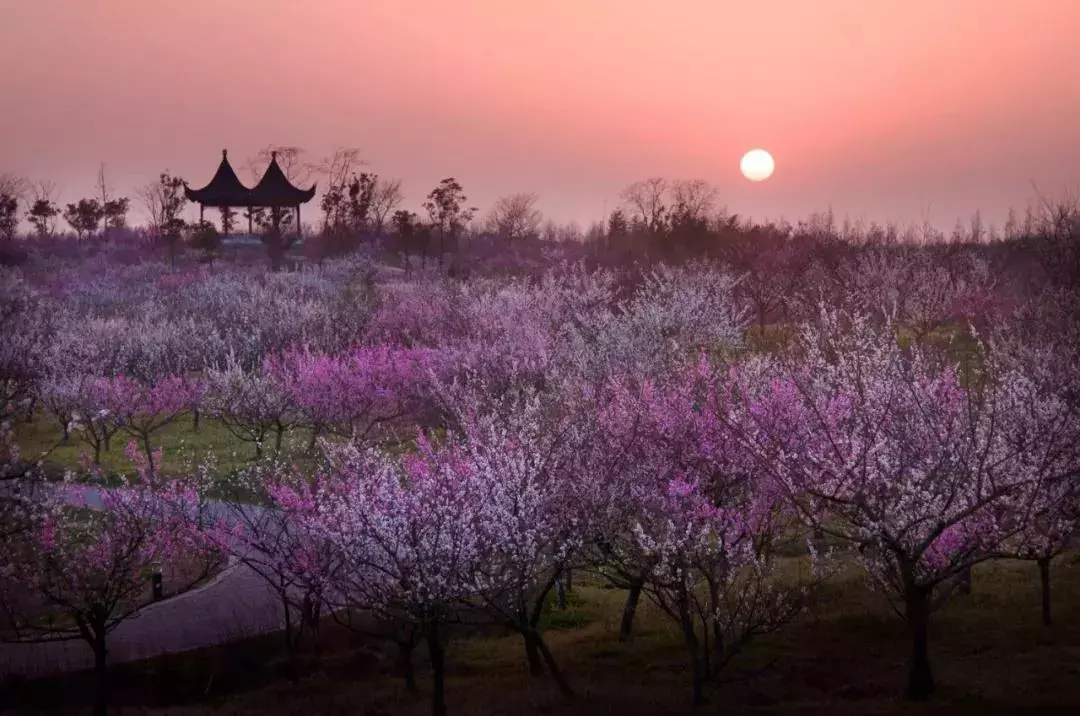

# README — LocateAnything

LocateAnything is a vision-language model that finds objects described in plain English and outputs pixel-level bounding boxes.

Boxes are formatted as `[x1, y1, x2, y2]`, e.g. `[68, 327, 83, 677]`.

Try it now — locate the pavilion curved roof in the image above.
[248, 152, 317, 207]
[185, 150, 318, 208]
[184, 150, 252, 207]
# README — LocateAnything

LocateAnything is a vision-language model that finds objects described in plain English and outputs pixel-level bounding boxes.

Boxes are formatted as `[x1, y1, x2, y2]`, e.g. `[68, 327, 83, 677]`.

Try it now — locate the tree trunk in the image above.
[1038, 557, 1052, 627]
[192, 408, 200, 432]
[958, 565, 972, 595]
[92, 632, 109, 716]
[523, 629, 545, 676]
[534, 630, 576, 700]
[93, 441, 102, 466]
[679, 603, 706, 708]
[303, 597, 322, 665]
[711, 615, 724, 678]
[283, 597, 298, 682]
[274, 424, 286, 454]
[142, 434, 155, 478]
[905, 590, 934, 701]
[426, 623, 447, 716]
[620, 580, 644, 640]
[555, 579, 567, 610]
[398, 639, 418, 695]
[706, 579, 724, 678]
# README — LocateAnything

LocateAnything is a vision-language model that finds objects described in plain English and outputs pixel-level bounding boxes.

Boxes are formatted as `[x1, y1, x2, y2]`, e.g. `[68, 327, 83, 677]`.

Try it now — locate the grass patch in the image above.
[8, 556, 1079, 715]
[12, 413, 318, 483]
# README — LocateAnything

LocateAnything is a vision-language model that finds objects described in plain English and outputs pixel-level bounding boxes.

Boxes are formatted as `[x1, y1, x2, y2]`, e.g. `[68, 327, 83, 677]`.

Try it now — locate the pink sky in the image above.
[2, 0, 1078, 232]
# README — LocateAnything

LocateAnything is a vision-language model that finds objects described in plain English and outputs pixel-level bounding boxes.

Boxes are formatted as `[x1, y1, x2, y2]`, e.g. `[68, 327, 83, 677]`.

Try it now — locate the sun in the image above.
[740, 149, 775, 182]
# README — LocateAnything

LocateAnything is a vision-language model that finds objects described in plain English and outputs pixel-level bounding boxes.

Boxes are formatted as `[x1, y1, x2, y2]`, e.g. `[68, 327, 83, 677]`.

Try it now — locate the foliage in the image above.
[27, 197, 60, 237]
[63, 198, 105, 239]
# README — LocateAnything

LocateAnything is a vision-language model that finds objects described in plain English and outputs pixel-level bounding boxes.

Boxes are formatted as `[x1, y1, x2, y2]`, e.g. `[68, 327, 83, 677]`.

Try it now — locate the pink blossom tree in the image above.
[451, 396, 597, 700]
[39, 372, 124, 463]
[1004, 473, 1080, 626]
[0, 464, 221, 716]
[203, 354, 300, 458]
[993, 319, 1080, 626]
[93, 374, 200, 477]
[594, 360, 825, 706]
[267, 346, 441, 449]
[0, 270, 52, 415]
[292, 441, 486, 716]
[741, 310, 1080, 700]
[193, 456, 340, 678]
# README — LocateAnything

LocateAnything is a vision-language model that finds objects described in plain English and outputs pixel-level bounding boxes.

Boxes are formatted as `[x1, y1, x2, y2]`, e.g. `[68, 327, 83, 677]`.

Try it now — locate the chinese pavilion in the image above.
[184, 149, 317, 235]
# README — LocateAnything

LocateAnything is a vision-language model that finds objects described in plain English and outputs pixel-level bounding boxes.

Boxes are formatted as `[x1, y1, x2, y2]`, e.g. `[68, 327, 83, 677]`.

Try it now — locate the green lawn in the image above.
[12, 413, 316, 483]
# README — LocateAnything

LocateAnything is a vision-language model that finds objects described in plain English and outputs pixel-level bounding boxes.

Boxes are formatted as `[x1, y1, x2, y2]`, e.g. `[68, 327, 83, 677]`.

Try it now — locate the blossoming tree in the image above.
[595, 359, 825, 706]
[0, 462, 221, 716]
[741, 310, 1080, 700]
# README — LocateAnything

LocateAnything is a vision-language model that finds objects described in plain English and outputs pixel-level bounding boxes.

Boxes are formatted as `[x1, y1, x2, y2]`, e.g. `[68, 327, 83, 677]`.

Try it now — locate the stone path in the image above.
[0, 484, 289, 678]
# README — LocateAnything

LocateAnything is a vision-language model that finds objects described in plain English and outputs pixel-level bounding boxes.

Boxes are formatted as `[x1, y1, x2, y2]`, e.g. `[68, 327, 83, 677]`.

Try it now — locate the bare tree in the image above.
[670, 179, 718, 223]
[621, 178, 668, 234]
[96, 164, 111, 220]
[371, 178, 404, 236]
[0, 174, 29, 241]
[315, 148, 365, 231]
[968, 210, 985, 244]
[136, 172, 187, 264]
[248, 145, 311, 185]
[559, 220, 583, 242]
[485, 192, 543, 240]
[94, 164, 129, 233]
[1029, 186, 1080, 288]
[538, 218, 558, 242]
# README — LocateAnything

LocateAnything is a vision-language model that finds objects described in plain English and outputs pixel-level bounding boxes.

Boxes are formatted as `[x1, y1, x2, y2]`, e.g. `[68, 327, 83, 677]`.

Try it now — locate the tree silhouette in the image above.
[423, 178, 476, 267]
[486, 192, 543, 241]
[103, 198, 130, 230]
[0, 194, 17, 242]
[607, 208, 628, 238]
[94, 165, 129, 232]
[0, 174, 28, 241]
[136, 172, 187, 264]
[621, 178, 668, 235]
[63, 199, 104, 239]
[26, 182, 60, 237]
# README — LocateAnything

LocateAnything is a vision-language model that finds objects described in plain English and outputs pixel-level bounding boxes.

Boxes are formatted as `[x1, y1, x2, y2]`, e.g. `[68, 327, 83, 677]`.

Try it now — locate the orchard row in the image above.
[1, 253, 1079, 716]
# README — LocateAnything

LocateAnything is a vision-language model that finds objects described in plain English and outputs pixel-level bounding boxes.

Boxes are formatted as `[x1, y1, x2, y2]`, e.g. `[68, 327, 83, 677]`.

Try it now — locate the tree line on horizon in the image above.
[1, 146, 1078, 275]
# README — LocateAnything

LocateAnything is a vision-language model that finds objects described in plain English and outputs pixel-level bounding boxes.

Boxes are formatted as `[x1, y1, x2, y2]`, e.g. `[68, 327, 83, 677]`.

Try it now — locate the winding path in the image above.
[0, 484, 290, 678]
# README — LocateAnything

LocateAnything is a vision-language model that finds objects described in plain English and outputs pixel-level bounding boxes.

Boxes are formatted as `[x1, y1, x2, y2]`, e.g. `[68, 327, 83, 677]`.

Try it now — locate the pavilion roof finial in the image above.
[185, 149, 252, 208]
[271, 150, 278, 161]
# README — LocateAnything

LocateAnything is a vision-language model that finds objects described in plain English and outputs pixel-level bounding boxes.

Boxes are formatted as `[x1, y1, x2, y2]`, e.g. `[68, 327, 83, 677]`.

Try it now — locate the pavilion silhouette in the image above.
[184, 149, 317, 235]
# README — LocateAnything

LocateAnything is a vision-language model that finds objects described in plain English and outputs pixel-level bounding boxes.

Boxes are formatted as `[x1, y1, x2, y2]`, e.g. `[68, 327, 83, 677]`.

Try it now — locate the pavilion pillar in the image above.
[248, 208, 253, 234]
[199, 205, 204, 223]
[296, 204, 301, 238]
